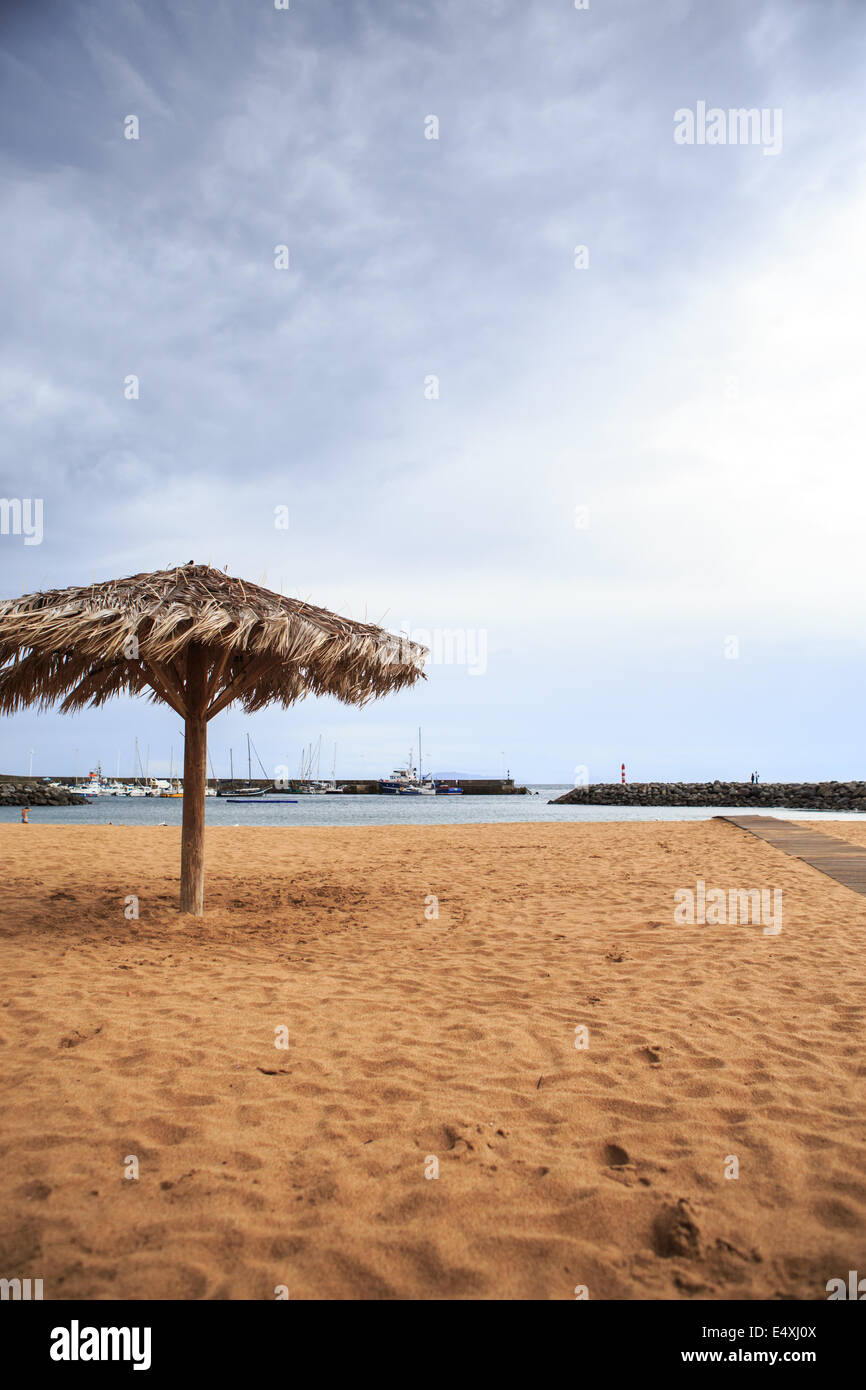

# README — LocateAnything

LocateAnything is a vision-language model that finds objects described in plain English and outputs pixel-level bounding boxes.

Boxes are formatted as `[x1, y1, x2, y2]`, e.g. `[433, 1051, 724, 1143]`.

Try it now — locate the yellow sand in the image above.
[1, 820, 864, 1300]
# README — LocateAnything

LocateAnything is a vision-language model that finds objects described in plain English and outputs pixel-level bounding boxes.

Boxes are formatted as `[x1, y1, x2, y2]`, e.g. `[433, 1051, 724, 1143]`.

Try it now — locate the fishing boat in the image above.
[379, 771, 436, 795]
[380, 729, 437, 794]
[77, 765, 109, 796]
[379, 766, 417, 793]
[55, 769, 103, 797]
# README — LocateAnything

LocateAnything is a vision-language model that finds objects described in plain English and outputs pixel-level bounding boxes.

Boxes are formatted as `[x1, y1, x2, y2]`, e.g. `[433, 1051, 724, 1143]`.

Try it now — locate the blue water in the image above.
[4, 788, 865, 827]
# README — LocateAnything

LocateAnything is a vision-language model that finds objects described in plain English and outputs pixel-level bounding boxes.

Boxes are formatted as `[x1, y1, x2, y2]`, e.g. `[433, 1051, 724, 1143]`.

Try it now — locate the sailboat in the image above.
[325, 741, 341, 792]
[224, 734, 298, 804]
[159, 745, 183, 796]
[294, 737, 331, 792]
[416, 728, 436, 794]
[126, 740, 148, 795]
[229, 734, 265, 797]
[216, 748, 236, 796]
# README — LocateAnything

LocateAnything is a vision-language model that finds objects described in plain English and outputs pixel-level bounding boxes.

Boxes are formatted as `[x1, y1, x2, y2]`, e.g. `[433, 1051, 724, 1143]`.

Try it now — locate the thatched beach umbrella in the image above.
[0, 563, 425, 914]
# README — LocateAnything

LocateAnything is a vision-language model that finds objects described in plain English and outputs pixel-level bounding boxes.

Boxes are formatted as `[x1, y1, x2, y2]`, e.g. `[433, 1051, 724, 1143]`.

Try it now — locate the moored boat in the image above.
[379, 767, 417, 793]
[380, 730, 437, 794]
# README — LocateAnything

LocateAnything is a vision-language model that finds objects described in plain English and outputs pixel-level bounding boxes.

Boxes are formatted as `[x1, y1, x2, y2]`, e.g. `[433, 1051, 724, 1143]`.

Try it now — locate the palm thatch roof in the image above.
[0, 563, 426, 720]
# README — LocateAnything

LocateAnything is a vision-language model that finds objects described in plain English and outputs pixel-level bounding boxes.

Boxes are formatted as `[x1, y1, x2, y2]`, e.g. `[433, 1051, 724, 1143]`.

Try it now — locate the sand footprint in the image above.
[603, 1142, 631, 1167]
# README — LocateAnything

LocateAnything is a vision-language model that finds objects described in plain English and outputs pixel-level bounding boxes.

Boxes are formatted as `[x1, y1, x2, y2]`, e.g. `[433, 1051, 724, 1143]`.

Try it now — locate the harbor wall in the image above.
[335, 779, 527, 795]
[215, 777, 528, 795]
[1, 774, 528, 797]
[550, 781, 866, 812]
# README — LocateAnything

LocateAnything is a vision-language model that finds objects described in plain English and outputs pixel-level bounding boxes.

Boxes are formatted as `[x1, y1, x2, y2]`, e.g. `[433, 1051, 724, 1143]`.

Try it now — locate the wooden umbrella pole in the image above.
[180, 643, 208, 915]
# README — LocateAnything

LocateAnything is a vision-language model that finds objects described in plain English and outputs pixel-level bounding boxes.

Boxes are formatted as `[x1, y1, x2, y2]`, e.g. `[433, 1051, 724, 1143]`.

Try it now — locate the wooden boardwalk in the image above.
[717, 815, 866, 896]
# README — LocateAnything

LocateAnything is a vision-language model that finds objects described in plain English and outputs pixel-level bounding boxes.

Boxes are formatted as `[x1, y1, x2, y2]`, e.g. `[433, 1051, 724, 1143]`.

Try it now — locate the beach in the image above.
[1, 820, 864, 1300]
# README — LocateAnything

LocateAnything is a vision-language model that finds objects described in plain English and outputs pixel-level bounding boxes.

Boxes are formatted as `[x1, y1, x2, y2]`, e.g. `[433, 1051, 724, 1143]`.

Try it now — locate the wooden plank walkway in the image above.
[717, 815, 866, 896]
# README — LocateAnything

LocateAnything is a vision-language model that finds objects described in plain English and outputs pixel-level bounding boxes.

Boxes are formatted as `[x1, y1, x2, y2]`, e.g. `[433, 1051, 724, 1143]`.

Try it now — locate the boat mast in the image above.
[247, 732, 252, 785]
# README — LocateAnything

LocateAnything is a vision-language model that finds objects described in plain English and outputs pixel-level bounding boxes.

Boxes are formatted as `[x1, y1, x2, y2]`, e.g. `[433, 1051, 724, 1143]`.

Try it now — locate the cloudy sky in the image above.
[1, 0, 864, 783]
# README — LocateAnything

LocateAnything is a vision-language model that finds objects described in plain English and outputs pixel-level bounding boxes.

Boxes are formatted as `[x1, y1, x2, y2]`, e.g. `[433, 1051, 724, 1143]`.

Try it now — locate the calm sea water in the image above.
[3, 787, 864, 827]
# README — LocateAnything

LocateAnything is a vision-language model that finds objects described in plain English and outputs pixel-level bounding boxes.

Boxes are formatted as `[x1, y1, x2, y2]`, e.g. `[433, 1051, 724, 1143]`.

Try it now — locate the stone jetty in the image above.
[550, 782, 866, 812]
[0, 781, 87, 807]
